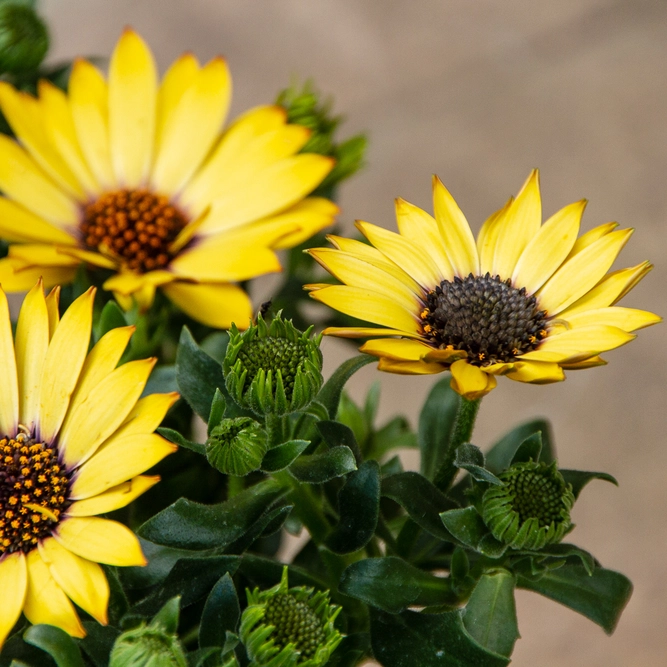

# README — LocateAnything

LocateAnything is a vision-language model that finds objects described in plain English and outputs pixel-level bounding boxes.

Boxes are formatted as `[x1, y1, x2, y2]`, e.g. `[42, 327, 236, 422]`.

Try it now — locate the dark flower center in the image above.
[501, 466, 568, 527]
[420, 273, 548, 365]
[264, 593, 326, 660]
[0, 432, 71, 555]
[80, 188, 189, 273]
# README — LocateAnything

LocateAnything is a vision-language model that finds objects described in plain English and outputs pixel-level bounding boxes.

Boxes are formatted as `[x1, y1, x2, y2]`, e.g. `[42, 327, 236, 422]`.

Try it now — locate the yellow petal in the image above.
[54, 517, 146, 567]
[309, 285, 420, 333]
[360, 338, 434, 361]
[308, 248, 420, 312]
[519, 325, 635, 363]
[356, 220, 440, 289]
[512, 200, 585, 294]
[0, 82, 84, 199]
[71, 433, 176, 500]
[566, 222, 618, 260]
[152, 57, 231, 194]
[537, 229, 633, 315]
[108, 29, 157, 188]
[60, 358, 156, 468]
[69, 58, 115, 189]
[0, 551, 27, 647]
[560, 356, 607, 370]
[560, 306, 661, 332]
[38, 288, 95, 443]
[0, 197, 77, 244]
[0, 134, 79, 226]
[395, 197, 453, 280]
[0, 258, 77, 293]
[477, 197, 513, 276]
[422, 347, 469, 363]
[0, 287, 18, 434]
[323, 326, 423, 340]
[162, 281, 253, 329]
[198, 154, 334, 235]
[106, 392, 179, 442]
[38, 80, 99, 195]
[558, 261, 653, 316]
[103, 269, 175, 296]
[16, 280, 49, 430]
[449, 359, 497, 399]
[57, 247, 118, 270]
[492, 170, 541, 279]
[376, 358, 446, 375]
[45, 285, 61, 339]
[67, 475, 160, 517]
[24, 549, 84, 638]
[505, 360, 565, 384]
[38, 537, 109, 625]
[432, 176, 479, 277]
[9, 244, 81, 269]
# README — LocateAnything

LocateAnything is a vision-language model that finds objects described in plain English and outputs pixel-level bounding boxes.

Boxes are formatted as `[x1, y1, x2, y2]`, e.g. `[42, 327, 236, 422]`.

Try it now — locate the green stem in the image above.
[433, 397, 481, 492]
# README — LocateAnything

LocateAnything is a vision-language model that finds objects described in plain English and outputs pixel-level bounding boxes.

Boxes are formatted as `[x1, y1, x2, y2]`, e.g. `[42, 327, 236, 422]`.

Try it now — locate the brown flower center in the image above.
[0, 432, 71, 555]
[80, 189, 189, 273]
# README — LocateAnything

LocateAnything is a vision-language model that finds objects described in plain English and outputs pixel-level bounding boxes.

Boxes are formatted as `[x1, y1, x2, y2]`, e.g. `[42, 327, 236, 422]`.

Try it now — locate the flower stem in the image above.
[433, 397, 481, 492]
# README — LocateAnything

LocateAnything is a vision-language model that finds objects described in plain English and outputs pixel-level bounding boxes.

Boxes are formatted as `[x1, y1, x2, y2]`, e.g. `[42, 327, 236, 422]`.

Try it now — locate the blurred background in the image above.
[39, 1, 667, 665]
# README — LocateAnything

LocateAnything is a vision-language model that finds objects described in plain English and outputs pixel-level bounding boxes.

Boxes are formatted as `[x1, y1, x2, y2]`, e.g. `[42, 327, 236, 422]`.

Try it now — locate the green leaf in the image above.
[317, 354, 375, 418]
[439, 507, 507, 558]
[518, 564, 632, 634]
[79, 622, 120, 667]
[340, 557, 458, 613]
[327, 633, 371, 667]
[517, 543, 596, 576]
[317, 420, 362, 463]
[366, 416, 417, 461]
[225, 504, 292, 554]
[104, 565, 129, 625]
[142, 364, 177, 396]
[454, 444, 502, 485]
[158, 426, 206, 456]
[485, 419, 555, 473]
[419, 377, 460, 480]
[23, 626, 84, 667]
[326, 460, 380, 554]
[176, 326, 225, 420]
[208, 389, 227, 434]
[382, 472, 457, 541]
[94, 300, 127, 341]
[463, 570, 519, 657]
[200, 573, 240, 648]
[510, 432, 542, 465]
[137, 480, 284, 549]
[288, 446, 357, 483]
[370, 608, 510, 667]
[238, 554, 330, 592]
[560, 469, 618, 500]
[261, 439, 310, 472]
[151, 596, 181, 633]
[0, 634, 56, 667]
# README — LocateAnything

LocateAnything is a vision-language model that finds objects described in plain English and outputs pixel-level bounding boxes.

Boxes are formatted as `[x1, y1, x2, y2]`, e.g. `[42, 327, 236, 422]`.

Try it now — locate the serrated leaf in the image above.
[23, 626, 84, 667]
[317, 355, 375, 418]
[261, 440, 310, 472]
[560, 469, 618, 500]
[289, 446, 357, 483]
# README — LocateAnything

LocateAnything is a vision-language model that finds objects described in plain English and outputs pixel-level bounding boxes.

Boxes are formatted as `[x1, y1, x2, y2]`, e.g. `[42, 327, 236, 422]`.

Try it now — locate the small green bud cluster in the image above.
[110, 617, 187, 667]
[206, 417, 268, 476]
[224, 314, 323, 416]
[240, 567, 343, 667]
[482, 460, 575, 551]
[0, 1, 48, 74]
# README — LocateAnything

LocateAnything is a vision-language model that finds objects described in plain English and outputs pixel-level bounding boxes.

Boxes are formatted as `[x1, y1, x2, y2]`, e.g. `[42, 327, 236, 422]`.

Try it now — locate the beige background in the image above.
[39, 1, 667, 665]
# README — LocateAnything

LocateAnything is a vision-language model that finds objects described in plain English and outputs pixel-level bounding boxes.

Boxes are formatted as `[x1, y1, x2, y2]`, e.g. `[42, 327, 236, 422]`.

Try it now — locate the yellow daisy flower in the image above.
[307, 171, 660, 399]
[0, 29, 337, 328]
[0, 281, 177, 647]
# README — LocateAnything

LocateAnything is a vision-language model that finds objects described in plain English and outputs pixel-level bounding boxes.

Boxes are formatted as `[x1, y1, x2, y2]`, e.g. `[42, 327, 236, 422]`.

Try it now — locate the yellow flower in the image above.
[0, 281, 177, 646]
[307, 171, 660, 399]
[0, 29, 337, 328]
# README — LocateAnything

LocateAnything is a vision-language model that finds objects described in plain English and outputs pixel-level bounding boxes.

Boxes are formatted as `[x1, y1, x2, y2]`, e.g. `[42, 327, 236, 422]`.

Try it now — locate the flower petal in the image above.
[60, 358, 157, 468]
[45, 286, 60, 338]
[360, 338, 434, 361]
[24, 549, 84, 638]
[108, 29, 158, 188]
[537, 229, 633, 315]
[54, 517, 146, 567]
[560, 356, 607, 370]
[152, 57, 231, 194]
[565, 222, 618, 260]
[105, 392, 179, 443]
[38, 288, 95, 443]
[376, 358, 445, 375]
[69, 58, 115, 189]
[38, 537, 109, 625]
[309, 285, 420, 333]
[67, 475, 160, 517]
[493, 170, 541, 279]
[161, 281, 253, 329]
[432, 176, 479, 277]
[449, 359, 497, 399]
[0, 288, 19, 435]
[477, 198, 513, 276]
[323, 326, 423, 340]
[560, 306, 661, 332]
[0, 197, 76, 244]
[0, 259, 77, 292]
[512, 200, 585, 294]
[8, 244, 81, 269]
[505, 360, 565, 384]
[0, 551, 27, 647]
[15, 280, 49, 430]
[71, 433, 176, 500]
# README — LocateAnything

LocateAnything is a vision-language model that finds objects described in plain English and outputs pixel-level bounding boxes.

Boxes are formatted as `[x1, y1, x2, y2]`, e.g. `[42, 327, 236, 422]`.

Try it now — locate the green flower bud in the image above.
[240, 566, 343, 667]
[224, 314, 323, 416]
[482, 460, 575, 551]
[110, 622, 187, 667]
[206, 417, 268, 476]
[0, 2, 48, 74]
